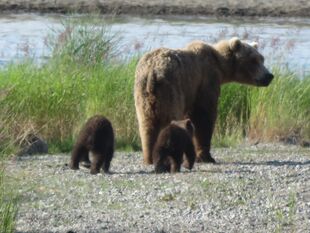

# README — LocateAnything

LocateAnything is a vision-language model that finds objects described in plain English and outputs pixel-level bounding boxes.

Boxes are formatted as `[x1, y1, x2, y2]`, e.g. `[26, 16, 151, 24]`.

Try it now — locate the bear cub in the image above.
[152, 119, 196, 173]
[69, 115, 114, 174]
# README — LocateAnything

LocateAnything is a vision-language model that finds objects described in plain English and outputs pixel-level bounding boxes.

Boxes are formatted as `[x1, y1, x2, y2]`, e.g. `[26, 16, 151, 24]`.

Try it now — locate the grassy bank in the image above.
[1, 60, 309, 154]
[214, 71, 310, 146]
[0, 16, 309, 156]
[0, 60, 138, 154]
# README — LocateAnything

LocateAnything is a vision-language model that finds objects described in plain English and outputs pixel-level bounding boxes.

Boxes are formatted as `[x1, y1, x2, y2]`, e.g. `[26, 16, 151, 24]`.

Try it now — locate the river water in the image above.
[0, 14, 309, 75]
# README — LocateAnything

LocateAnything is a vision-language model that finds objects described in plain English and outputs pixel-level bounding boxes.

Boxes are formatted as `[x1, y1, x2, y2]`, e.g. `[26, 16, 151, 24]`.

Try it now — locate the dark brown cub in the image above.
[152, 119, 196, 173]
[69, 115, 114, 174]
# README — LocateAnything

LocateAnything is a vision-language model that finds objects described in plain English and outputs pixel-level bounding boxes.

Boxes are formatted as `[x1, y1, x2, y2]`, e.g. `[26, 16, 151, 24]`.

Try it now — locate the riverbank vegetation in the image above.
[0, 16, 309, 156]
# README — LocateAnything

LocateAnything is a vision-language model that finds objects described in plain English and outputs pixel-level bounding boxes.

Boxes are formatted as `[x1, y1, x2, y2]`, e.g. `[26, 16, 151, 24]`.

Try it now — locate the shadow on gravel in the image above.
[231, 160, 310, 167]
[111, 169, 220, 175]
[110, 170, 154, 175]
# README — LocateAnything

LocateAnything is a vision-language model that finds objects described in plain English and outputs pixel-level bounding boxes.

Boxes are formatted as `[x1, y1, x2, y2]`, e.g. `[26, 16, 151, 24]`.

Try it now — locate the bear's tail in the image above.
[146, 72, 157, 94]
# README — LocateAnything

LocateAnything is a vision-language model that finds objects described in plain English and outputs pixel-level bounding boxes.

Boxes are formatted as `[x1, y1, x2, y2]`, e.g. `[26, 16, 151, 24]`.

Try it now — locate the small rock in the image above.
[17, 133, 48, 156]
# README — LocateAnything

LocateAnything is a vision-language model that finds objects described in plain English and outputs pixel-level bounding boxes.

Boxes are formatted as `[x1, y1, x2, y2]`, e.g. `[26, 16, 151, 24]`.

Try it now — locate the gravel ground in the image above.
[0, 0, 309, 17]
[5, 143, 310, 233]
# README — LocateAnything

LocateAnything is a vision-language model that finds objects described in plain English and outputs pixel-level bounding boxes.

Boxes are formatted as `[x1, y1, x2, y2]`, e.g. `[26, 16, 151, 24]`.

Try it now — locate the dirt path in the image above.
[0, 0, 310, 17]
[5, 144, 310, 233]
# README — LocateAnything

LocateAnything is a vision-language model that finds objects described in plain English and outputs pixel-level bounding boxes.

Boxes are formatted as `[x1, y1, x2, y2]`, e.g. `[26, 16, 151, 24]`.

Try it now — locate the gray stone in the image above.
[17, 134, 48, 156]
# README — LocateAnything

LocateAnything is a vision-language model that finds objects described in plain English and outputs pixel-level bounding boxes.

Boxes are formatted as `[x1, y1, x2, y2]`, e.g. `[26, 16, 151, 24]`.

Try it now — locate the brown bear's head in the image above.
[229, 37, 274, 87]
[171, 119, 195, 137]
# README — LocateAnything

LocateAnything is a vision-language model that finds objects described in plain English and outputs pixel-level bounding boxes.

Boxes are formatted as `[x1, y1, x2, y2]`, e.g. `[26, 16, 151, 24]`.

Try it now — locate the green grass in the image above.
[213, 83, 250, 146]
[214, 70, 310, 146]
[0, 59, 139, 155]
[0, 166, 18, 233]
[0, 16, 309, 156]
[274, 191, 297, 233]
[248, 69, 310, 142]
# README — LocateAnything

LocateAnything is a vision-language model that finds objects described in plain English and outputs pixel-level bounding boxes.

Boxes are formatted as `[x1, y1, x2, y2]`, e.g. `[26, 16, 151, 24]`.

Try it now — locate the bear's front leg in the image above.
[70, 145, 88, 170]
[169, 156, 181, 173]
[190, 96, 218, 163]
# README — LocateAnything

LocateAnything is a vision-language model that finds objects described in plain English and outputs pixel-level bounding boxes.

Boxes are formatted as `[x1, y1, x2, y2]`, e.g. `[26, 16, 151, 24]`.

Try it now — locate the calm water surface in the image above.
[0, 14, 309, 75]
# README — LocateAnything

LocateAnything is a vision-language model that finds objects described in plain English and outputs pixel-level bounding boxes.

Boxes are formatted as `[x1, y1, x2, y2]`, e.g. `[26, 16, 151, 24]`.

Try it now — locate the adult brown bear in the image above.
[134, 37, 273, 164]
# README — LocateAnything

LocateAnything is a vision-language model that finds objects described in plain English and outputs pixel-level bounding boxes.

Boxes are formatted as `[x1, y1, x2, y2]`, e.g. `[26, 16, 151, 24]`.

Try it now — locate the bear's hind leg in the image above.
[169, 156, 181, 173]
[102, 146, 114, 173]
[183, 142, 196, 170]
[139, 122, 160, 165]
[90, 152, 105, 174]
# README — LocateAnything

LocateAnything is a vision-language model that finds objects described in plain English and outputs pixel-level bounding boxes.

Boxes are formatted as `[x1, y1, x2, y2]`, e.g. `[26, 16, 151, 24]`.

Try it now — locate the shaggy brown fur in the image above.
[153, 119, 196, 173]
[134, 37, 274, 164]
[69, 115, 114, 174]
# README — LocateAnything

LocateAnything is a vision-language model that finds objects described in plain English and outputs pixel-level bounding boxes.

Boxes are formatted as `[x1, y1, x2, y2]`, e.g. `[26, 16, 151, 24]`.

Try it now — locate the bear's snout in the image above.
[256, 72, 274, 86]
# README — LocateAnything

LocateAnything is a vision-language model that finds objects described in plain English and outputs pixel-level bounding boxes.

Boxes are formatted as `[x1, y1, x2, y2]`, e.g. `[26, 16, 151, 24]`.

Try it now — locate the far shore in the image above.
[0, 0, 309, 18]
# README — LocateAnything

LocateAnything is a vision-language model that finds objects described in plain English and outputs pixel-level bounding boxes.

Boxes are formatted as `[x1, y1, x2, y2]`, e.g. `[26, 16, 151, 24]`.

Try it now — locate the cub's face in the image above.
[230, 37, 274, 86]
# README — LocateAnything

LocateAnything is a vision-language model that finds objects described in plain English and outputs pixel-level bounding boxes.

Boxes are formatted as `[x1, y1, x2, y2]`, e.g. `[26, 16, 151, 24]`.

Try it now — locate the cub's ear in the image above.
[171, 120, 177, 125]
[184, 119, 194, 132]
[229, 37, 242, 51]
[249, 41, 258, 49]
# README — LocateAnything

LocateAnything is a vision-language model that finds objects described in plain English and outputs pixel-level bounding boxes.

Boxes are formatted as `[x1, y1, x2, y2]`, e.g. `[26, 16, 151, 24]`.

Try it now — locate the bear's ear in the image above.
[249, 41, 258, 49]
[171, 120, 177, 125]
[184, 119, 194, 132]
[229, 37, 242, 51]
